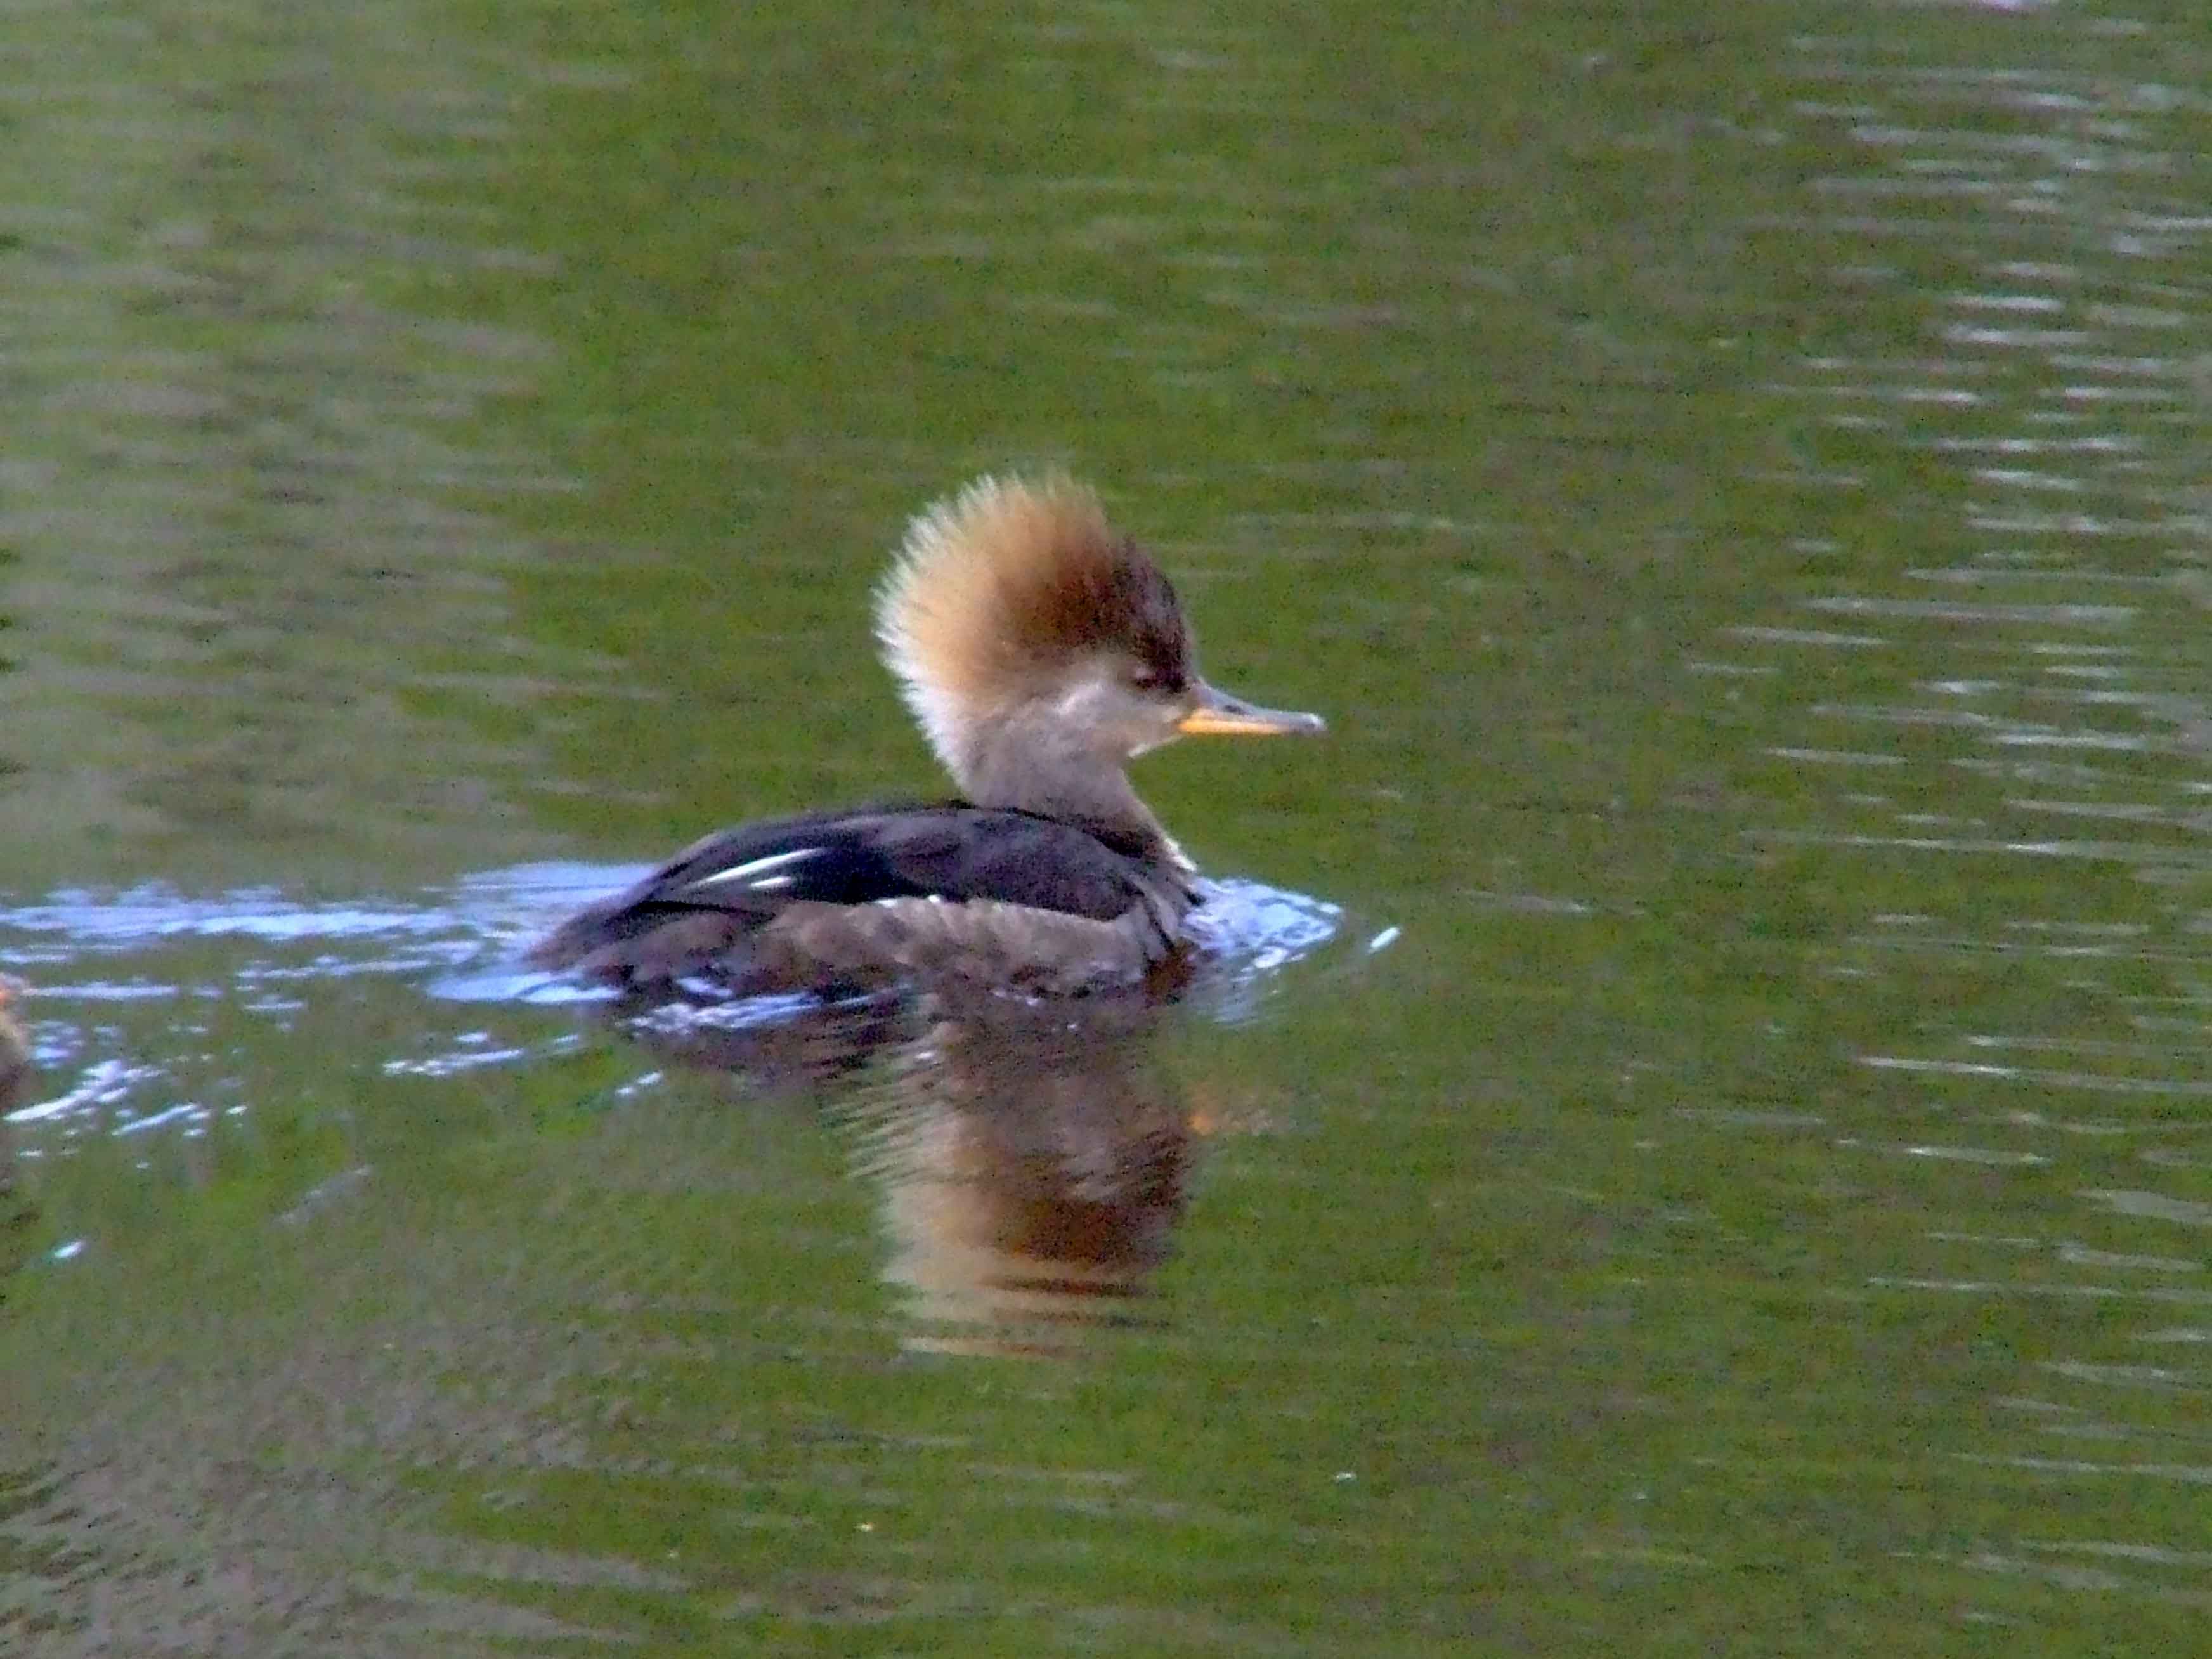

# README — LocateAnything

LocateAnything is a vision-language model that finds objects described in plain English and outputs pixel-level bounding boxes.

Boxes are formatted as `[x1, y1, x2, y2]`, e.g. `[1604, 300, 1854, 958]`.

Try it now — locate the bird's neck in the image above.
[948, 713, 1180, 864]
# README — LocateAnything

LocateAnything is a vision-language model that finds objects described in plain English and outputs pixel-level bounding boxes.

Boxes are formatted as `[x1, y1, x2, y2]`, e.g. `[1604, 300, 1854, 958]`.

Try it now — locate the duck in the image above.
[530, 474, 1324, 997]
[0, 979, 28, 1230]
[0, 977, 27, 1111]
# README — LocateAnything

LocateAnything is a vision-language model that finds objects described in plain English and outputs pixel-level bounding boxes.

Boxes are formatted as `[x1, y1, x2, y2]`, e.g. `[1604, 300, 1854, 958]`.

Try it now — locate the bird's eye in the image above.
[1128, 667, 1175, 694]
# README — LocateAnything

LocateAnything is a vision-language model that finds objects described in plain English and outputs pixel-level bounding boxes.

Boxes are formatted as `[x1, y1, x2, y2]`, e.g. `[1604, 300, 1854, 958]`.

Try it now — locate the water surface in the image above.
[4, 0, 2210, 1652]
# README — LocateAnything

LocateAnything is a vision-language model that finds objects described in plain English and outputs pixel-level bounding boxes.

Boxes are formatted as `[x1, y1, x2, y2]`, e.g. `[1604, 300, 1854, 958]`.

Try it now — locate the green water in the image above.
[4, 0, 2209, 1653]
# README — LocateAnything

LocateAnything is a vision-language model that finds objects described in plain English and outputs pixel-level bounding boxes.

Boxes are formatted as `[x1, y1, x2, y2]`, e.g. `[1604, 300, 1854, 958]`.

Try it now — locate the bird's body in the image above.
[533, 802, 1192, 995]
[530, 476, 1322, 997]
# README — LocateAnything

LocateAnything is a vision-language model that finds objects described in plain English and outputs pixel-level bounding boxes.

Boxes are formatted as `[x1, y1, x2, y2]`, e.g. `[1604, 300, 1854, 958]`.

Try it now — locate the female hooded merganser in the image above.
[0, 977, 27, 1110]
[530, 475, 1324, 996]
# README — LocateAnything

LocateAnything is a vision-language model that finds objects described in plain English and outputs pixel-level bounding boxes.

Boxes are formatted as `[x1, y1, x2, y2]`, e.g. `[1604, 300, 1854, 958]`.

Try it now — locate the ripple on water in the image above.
[0, 862, 1353, 1141]
[1708, 17, 2212, 1624]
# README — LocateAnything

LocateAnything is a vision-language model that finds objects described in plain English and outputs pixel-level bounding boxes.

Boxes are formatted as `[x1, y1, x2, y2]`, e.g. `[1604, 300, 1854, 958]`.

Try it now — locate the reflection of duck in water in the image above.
[610, 972, 1222, 1353]
[854, 1000, 1194, 1353]
[635, 989, 1204, 1353]
[532, 476, 1323, 998]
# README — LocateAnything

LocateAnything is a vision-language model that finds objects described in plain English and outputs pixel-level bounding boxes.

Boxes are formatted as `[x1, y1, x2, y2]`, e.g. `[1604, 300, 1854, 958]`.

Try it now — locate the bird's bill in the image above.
[1176, 680, 1327, 737]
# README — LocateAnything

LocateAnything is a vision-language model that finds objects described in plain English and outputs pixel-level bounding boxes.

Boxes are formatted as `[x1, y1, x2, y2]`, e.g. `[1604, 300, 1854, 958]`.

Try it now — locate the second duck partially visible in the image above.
[531, 474, 1324, 997]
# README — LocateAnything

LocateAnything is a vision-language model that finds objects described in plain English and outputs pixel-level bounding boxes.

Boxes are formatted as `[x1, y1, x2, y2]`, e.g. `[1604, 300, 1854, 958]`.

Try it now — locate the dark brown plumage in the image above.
[532, 805, 1190, 995]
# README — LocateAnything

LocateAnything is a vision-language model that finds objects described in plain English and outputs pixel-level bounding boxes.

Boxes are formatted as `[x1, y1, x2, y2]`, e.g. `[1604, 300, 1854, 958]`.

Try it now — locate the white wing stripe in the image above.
[689, 847, 824, 889]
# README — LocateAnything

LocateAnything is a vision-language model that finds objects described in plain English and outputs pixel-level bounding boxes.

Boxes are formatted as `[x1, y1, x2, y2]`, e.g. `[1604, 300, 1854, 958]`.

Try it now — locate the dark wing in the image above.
[528, 803, 1174, 984]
